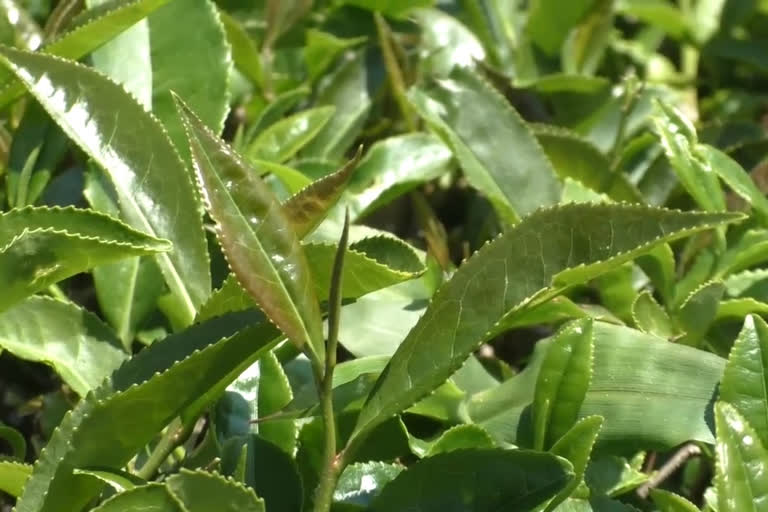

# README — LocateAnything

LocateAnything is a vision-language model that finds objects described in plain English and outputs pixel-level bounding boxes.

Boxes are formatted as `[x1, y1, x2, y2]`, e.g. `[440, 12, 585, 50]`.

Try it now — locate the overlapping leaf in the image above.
[0, 206, 170, 311]
[0, 47, 211, 325]
[176, 97, 324, 360]
[351, 203, 739, 446]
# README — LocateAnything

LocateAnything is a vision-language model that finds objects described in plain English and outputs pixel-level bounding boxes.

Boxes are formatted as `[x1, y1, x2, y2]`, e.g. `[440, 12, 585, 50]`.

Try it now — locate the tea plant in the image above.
[1, 0, 768, 511]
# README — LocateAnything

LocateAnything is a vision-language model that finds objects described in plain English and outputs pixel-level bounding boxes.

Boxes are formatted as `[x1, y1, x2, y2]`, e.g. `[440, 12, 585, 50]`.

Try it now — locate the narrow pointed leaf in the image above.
[632, 291, 675, 338]
[370, 449, 573, 512]
[676, 280, 725, 345]
[352, 204, 740, 444]
[283, 149, 361, 238]
[72, 467, 145, 492]
[0, 206, 170, 311]
[720, 315, 768, 447]
[533, 319, 594, 450]
[247, 106, 335, 164]
[166, 469, 265, 512]
[715, 402, 768, 512]
[0, 297, 126, 396]
[0, 47, 210, 325]
[176, 97, 324, 359]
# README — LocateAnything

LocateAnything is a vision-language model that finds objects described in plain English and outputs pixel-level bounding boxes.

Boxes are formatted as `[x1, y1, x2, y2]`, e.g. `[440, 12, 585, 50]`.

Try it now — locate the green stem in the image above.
[136, 417, 193, 480]
[312, 211, 350, 512]
[374, 12, 416, 132]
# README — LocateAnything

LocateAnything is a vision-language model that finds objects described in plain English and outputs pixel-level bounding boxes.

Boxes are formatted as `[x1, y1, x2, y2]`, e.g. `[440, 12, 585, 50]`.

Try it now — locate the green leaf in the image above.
[0, 459, 31, 498]
[247, 106, 335, 164]
[532, 124, 642, 203]
[470, 322, 726, 450]
[0, 423, 26, 459]
[715, 401, 768, 512]
[165, 468, 265, 512]
[0, 47, 211, 325]
[409, 68, 561, 223]
[0, 296, 126, 396]
[585, 454, 648, 497]
[0, 0, 174, 107]
[0, 206, 170, 312]
[370, 449, 573, 512]
[675, 280, 725, 345]
[411, 8, 484, 76]
[72, 467, 145, 492]
[283, 150, 360, 238]
[249, 87, 311, 139]
[632, 291, 675, 339]
[652, 100, 726, 212]
[256, 352, 296, 453]
[304, 29, 366, 81]
[344, 133, 451, 221]
[176, 97, 324, 360]
[14, 312, 280, 512]
[332, 0, 433, 18]
[219, 10, 261, 86]
[528, 0, 599, 55]
[651, 489, 702, 512]
[90, 484, 181, 511]
[334, 462, 403, 508]
[149, 0, 231, 155]
[546, 416, 604, 512]
[720, 315, 768, 448]
[716, 229, 768, 277]
[302, 50, 371, 160]
[352, 203, 740, 446]
[411, 424, 496, 458]
[533, 319, 594, 450]
[636, 243, 676, 305]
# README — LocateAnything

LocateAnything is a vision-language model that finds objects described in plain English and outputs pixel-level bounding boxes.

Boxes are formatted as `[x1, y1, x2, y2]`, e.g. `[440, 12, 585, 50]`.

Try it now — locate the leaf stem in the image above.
[313, 210, 350, 512]
[136, 417, 193, 480]
[374, 13, 417, 132]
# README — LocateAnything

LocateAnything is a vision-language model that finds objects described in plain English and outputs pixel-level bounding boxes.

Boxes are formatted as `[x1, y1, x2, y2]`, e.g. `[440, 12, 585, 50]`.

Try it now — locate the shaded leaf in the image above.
[676, 280, 725, 346]
[651, 489, 702, 512]
[72, 467, 145, 492]
[632, 291, 674, 339]
[165, 468, 265, 512]
[334, 462, 403, 508]
[90, 484, 181, 511]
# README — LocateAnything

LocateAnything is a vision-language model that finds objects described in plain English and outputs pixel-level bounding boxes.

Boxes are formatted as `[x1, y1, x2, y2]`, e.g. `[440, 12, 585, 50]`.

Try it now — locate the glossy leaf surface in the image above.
[353, 204, 739, 445]
[176, 97, 324, 359]
[0, 47, 210, 324]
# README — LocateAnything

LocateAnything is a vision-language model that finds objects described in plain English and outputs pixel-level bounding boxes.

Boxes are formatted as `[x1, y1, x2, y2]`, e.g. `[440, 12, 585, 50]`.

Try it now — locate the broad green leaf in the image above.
[616, 0, 687, 39]
[562, 0, 614, 75]
[675, 280, 725, 345]
[343, 133, 451, 221]
[90, 484, 181, 511]
[334, 462, 403, 508]
[653, 101, 726, 212]
[219, 10, 261, 86]
[585, 454, 647, 497]
[528, 0, 599, 55]
[248, 87, 310, 139]
[352, 204, 739, 445]
[636, 243, 676, 305]
[409, 68, 561, 223]
[72, 467, 144, 492]
[720, 315, 768, 447]
[283, 151, 360, 238]
[412, 424, 496, 458]
[697, 144, 768, 225]
[632, 291, 674, 338]
[651, 489, 702, 512]
[0, 459, 31, 497]
[533, 124, 642, 203]
[149, 0, 231, 154]
[0, 0, 174, 107]
[533, 319, 594, 450]
[370, 449, 573, 512]
[85, 172, 165, 346]
[176, 97, 324, 360]
[302, 50, 371, 160]
[716, 230, 768, 277]
[689, 0, 727, 44]
[255, 160, 312, 194]
[470, 322, 725, 450]
[547, 416, 604, 512]
[0, 47, 210, 325]
[412, 7, 485, 76]
[247, 106, 335, 164]
[0, 206, 170, 311]
[165, 468, 265, 512]
[715, 402, 768, 512]
[724, 269, 768, 298]
[13, 311, 280, 512]
[304, 29, 366, 82]
[0, 423, 25, 459]
[0, 297, 126, 396]
[718, 298, 768, 320]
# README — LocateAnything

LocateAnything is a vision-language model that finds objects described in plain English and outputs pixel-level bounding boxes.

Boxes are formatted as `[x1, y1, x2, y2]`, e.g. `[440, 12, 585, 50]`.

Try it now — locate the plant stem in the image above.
[312, 211, 350, 512]
[636, 443, 701, 499]
[136, 417, 193, 480]
[374, 13, 417, 132]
